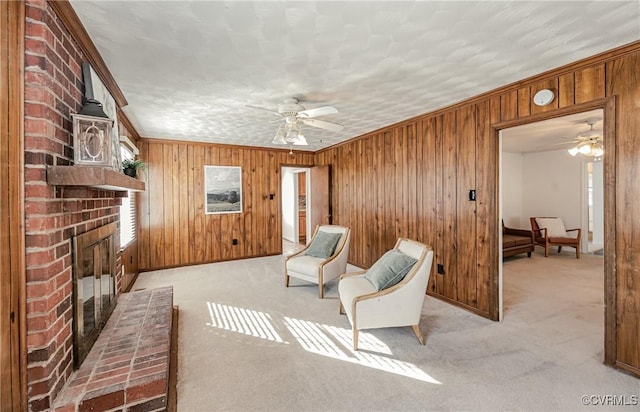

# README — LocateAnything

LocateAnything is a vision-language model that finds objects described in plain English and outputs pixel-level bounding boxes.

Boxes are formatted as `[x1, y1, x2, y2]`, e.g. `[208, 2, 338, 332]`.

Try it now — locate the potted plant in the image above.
[122, 159, 146, 178]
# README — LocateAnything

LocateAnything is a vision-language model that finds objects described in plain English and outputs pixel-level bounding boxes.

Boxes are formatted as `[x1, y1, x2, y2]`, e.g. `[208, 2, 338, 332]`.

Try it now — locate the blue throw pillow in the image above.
[365, 249, 418, 291]
[305, 231, 342, 259]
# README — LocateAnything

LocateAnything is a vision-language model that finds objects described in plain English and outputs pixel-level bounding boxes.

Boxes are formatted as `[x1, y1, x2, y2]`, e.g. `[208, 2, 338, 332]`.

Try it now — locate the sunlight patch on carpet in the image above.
[204, 302, 441, 384]
[206, 302, 284, 342]
[322, 324, 392, 354]
[284, 317, 345, 357]
[284, 317, 441, 384]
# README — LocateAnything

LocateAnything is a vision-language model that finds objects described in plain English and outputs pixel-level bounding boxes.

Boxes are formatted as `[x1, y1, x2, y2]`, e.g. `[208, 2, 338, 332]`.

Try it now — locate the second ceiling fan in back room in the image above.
[536, 118, 604, 158]
[566, 120, 604, 157]
[248, 98, 343, 146]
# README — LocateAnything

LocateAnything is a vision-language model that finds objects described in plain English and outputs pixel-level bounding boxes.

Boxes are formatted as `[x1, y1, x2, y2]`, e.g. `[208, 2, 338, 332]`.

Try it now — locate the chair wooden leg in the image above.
[285, 274, 289, 287]
[558, 246, 562, 253]
[544, 244, 549, 257]
[576, 246, 580, 259]
[318, 283, 324, 299]
[412, 325, 425, 346]
[353, 329, 359, 351]
[339, 301, 345, 315]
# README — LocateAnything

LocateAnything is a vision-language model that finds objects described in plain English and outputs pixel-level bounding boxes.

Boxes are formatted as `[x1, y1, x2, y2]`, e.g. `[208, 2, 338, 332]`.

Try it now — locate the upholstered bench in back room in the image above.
[502, 221, 535, 258]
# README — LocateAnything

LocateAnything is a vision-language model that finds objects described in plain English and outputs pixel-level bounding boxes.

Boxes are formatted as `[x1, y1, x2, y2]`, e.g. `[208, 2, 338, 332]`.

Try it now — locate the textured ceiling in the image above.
[69, 1, 640, 152]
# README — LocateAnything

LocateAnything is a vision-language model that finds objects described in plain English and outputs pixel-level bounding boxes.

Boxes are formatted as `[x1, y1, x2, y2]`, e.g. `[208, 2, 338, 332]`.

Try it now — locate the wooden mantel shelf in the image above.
[47, 166, 145, 192]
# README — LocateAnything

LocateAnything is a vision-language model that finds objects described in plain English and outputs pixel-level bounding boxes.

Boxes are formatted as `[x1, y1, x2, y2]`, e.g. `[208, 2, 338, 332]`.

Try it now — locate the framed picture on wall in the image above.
[204, 166, 242, 214]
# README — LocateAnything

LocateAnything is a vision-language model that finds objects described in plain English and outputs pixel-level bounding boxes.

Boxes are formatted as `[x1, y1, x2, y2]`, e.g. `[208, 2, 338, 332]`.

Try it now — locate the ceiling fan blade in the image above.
[301, 118, 344, 132]
[535, 139, 582, 149]
[297, 105, 338, 118]
[246, 105, 283, 117]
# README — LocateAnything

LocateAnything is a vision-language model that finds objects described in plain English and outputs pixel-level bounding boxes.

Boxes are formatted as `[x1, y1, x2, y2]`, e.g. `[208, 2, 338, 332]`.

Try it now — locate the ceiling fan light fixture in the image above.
[271, 125, 287, 145]
[281, 121, 308, 146]
[578, 142, 592, 155]
[285, 128, 299, 142]
[565, 118, 604, 157]
[568, 139, 604, 157]
[592, 143, 604, 157]
[293, 133, 307, 146]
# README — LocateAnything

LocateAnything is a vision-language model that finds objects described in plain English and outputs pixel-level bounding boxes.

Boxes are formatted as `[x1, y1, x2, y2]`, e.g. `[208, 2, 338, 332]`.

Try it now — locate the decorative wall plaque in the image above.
[72, 113, 113, 166]
[81, 62, 121, 170]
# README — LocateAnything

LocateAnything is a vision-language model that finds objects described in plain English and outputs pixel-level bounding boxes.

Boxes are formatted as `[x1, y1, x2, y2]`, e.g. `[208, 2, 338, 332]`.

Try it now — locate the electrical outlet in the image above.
[437, 264, 444, 275]
[232, 238, 238, 245]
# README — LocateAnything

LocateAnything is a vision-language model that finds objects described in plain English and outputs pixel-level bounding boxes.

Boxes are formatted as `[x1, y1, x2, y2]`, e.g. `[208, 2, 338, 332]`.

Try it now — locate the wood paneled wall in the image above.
[315, 42, 640, 376]
[137, 140, 313, 270]
[606, 52, 640, 375]
[315, 104, 494, 315]
[0, 1, 25, 409]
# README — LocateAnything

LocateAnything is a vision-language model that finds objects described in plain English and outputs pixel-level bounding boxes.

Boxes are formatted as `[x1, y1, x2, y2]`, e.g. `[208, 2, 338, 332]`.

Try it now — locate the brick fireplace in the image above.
[72, 222, 117, 367]
[23, 1, 126, 409]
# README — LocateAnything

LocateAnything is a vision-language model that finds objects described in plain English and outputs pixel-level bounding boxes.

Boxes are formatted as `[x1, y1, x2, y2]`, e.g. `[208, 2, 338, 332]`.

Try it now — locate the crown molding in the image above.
[48, 0, 128, 108]
[138, 136, 316, 155]
[118, 110, 141, 142]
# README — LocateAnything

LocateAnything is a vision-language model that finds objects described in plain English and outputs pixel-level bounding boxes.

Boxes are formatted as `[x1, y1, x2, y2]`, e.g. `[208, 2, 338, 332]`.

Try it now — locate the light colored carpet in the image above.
[132, 248, 638, 411]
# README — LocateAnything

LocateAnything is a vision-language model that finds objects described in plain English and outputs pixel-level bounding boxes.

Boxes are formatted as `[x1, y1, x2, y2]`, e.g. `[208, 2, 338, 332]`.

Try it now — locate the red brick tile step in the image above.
[53, 286, 173, 412]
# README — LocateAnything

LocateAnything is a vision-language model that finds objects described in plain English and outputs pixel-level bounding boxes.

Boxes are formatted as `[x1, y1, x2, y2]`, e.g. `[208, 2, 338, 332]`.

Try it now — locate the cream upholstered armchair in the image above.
[285, 225, 351, 298]
[338, 238, 434, 350]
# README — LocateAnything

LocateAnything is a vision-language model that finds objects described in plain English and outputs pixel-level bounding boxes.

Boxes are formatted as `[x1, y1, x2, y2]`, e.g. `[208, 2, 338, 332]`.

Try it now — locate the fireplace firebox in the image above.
[72, 222, 117, 367]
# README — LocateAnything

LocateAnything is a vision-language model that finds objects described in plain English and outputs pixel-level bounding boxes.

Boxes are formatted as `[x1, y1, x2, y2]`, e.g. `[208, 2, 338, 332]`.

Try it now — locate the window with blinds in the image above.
[119, 146, 136, 249]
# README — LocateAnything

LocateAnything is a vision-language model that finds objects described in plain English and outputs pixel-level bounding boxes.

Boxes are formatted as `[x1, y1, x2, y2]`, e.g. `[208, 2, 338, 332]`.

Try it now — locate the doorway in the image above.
[498, 105, 611, 363]
[281, 167, 309, 245]
[281, 165, 331, 253]
[500, 108, 604, 252]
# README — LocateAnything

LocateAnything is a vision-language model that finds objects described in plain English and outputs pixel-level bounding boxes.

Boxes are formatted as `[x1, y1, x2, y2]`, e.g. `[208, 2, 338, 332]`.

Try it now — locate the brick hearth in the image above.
[53, 287, 173, 412]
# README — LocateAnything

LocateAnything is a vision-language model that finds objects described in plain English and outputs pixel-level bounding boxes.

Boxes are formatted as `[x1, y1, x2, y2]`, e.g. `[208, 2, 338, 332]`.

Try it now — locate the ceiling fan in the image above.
[567, 120, 604, 157]
[248, 98, 343, 146]
[537, 119, 604, 157]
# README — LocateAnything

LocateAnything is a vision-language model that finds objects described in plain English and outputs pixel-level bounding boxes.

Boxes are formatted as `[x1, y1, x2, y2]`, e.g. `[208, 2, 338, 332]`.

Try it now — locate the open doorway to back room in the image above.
[281, 166, 309, 254]
[499, 108, 605, 362]
[501, 109, 604, 252]
[281, 165, 331, 256]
